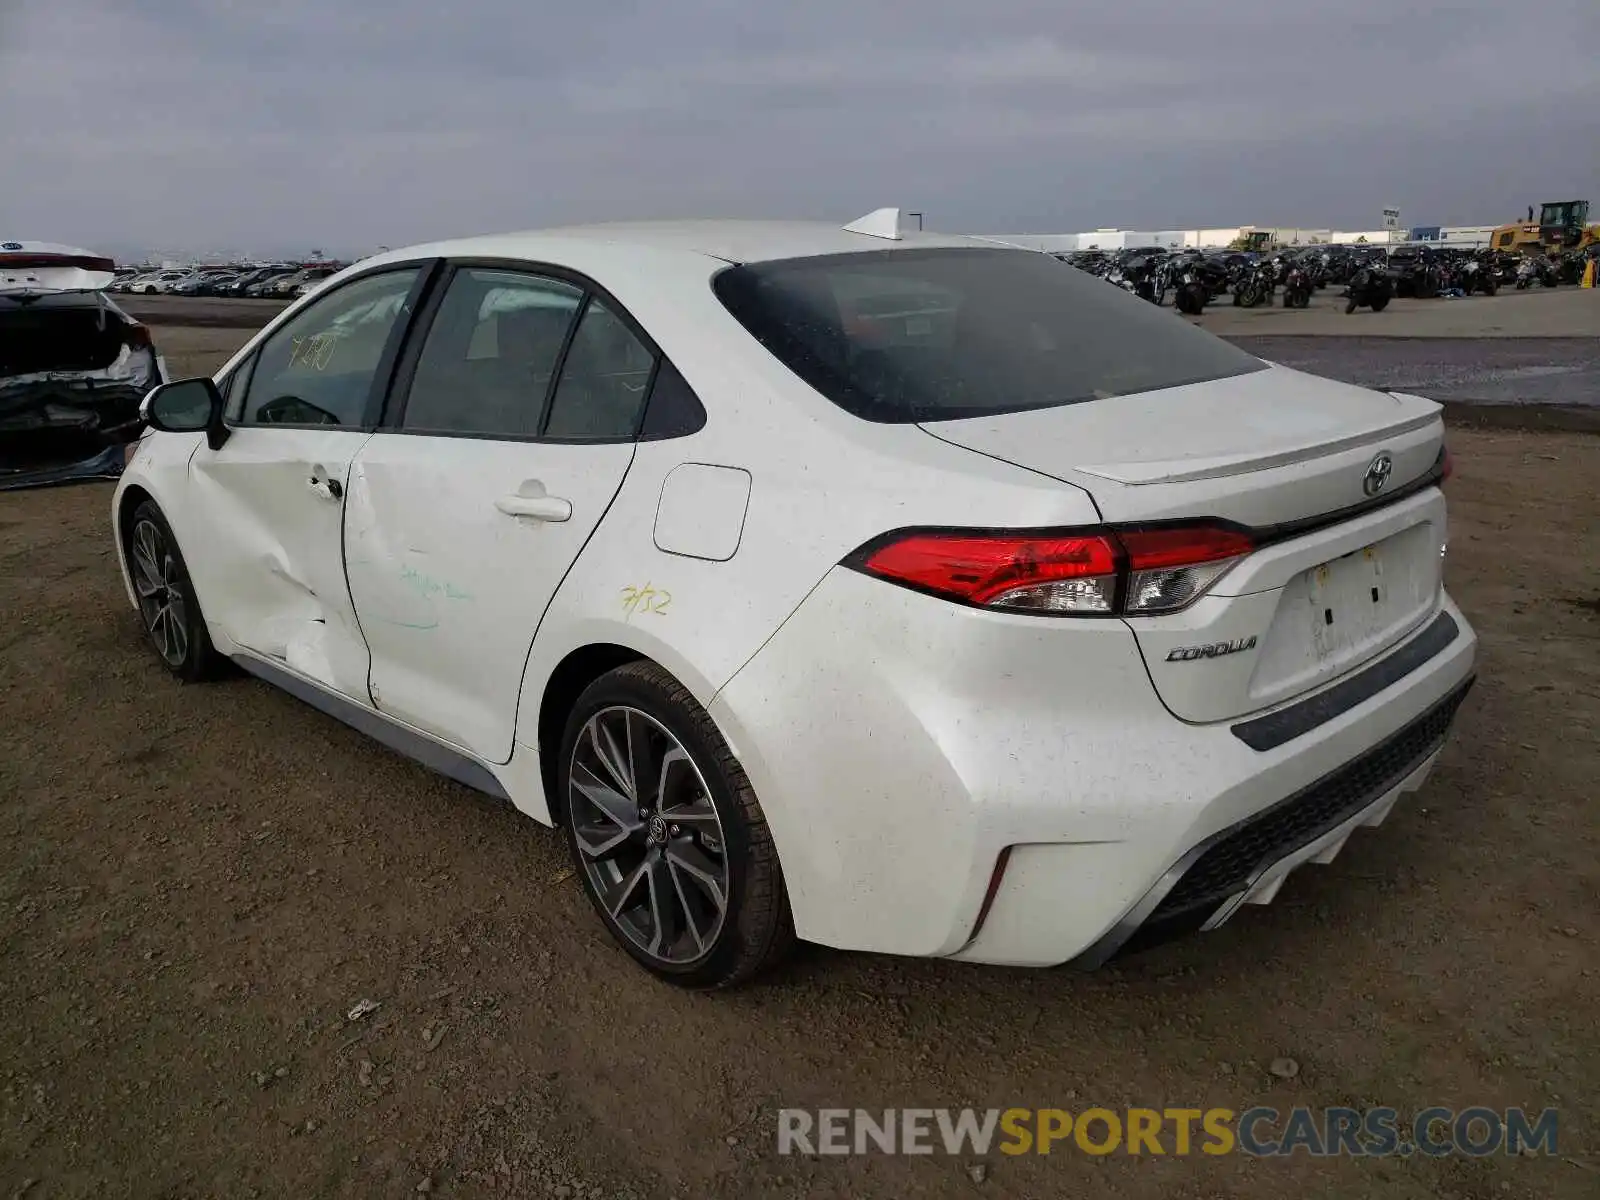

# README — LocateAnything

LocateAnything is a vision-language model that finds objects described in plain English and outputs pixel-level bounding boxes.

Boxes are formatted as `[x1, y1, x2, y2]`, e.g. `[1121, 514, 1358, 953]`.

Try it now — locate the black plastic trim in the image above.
[1230, 610, 1460, 751]
[233, 654, 510, 800]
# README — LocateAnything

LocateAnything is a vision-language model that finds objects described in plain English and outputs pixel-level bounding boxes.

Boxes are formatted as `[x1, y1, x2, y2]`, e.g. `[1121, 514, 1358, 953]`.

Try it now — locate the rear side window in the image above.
[543, 299, 655, 441]
[713, 248, 1267, 423]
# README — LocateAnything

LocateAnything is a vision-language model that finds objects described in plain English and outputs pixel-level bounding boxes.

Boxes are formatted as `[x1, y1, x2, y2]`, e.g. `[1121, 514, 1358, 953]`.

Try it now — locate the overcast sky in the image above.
[4, 0, 1598, 257]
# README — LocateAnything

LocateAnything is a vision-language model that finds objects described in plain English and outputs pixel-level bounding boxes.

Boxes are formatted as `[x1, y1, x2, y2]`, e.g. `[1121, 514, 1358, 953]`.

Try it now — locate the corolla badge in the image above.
[1363, 452, 1394, 497]
[1166, 635, 1258, 662]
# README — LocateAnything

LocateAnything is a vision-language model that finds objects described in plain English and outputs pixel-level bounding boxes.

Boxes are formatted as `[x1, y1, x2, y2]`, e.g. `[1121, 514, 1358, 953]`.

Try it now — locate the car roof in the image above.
[360, 219, 997, 271]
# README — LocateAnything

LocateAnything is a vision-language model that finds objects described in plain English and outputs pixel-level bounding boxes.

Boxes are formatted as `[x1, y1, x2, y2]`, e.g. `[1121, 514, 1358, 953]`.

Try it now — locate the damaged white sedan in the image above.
[114, 213, 1477, 988]
[2, 242, 165, 488]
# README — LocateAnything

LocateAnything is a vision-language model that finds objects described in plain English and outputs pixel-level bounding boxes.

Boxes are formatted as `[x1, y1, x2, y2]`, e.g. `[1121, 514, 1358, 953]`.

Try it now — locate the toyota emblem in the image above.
[1362, 453, 1394, 497]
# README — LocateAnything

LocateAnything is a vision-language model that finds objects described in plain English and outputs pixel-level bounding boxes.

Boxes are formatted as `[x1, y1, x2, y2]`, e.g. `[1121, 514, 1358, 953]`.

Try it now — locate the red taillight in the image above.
[852, 522, 1253, 617]
[861, 532, 1120, 613]
[1440, 445, 1454, 482]
[1117, 526, 1254, 570]
[124, 323, 152, 350]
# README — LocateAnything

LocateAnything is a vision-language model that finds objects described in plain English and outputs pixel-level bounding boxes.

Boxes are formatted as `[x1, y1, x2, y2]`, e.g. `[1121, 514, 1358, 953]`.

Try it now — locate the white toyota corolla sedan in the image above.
[113, 210, 1477, 988]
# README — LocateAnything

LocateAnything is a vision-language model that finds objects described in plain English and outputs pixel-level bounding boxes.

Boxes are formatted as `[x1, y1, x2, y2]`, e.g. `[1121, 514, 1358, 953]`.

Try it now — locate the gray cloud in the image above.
[3, 0, 1597, 257]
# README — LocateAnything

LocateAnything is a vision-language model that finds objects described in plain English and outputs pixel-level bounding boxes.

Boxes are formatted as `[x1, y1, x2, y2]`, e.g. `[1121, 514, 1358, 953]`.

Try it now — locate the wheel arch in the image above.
[534, 642, 648, 819]
[113, 483, 157, 609]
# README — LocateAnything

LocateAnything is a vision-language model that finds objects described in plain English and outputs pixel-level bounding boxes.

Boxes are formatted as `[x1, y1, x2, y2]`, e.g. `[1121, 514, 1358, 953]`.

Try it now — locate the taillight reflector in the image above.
[1440, 445, 1454, 482]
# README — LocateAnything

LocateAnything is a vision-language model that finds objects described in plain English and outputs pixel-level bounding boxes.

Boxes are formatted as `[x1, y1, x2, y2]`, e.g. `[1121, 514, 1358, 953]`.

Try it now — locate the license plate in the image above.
[1308, 542, 1393, 661]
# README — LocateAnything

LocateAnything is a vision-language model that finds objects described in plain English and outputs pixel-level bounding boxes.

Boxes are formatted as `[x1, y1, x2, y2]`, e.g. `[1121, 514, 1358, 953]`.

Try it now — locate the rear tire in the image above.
[125, 501, 226, 682]
[1370, 295, 1390, 312]
[558, 661, 795, 989]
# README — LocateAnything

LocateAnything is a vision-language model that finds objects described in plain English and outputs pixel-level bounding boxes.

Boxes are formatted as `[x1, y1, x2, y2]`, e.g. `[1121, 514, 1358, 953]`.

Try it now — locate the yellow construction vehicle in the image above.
[1489, 200, 1596, 255]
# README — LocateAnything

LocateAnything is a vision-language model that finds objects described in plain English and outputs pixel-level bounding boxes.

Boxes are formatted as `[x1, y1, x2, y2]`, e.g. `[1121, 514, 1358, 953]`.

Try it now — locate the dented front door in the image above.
[180, 265, 427, 701]
[187, 426, 375, 698]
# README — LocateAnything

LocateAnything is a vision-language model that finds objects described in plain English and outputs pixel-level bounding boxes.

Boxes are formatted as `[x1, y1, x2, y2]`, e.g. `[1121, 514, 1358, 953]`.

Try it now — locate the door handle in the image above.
[495, 493, 572, 522]
[308, 476, 343, 501]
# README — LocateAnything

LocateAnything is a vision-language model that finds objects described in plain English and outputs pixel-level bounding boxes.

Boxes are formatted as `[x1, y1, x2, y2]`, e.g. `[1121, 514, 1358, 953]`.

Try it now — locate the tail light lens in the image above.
[1440, 445, 1454, 482]
[123, 323, 152, 349]
[1118, 526, 1254, 614]
[850, 523, 1253, 617]
[859, 532, 1120, 614]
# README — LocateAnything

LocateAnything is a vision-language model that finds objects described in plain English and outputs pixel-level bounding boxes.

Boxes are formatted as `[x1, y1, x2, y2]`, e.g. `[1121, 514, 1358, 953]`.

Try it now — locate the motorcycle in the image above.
[1231, 260, 1276, 307]
[1280, 262, 1314, 308]
[1342, 265, 1393, 313]
[1156, 259, 1208, 314]
[1107, 262, 1157, 301]
[1457, 255, 1498, 296]
[1514, 256, 1558, 289]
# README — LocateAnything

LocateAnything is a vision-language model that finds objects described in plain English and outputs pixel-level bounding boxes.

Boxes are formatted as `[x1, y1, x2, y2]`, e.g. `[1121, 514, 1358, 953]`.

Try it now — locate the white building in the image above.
[975, 222, 1496, 253]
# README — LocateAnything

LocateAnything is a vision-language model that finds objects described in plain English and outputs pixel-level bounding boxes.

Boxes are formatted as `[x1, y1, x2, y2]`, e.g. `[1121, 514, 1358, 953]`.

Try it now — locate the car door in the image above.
[183, 265, 430, 700]
[344, 265, 653, 762]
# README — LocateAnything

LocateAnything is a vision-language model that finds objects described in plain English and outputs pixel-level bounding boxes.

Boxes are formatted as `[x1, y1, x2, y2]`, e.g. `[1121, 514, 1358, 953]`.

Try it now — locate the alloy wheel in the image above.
[568, 706, 730, 966]
[129, 518, 189, 667]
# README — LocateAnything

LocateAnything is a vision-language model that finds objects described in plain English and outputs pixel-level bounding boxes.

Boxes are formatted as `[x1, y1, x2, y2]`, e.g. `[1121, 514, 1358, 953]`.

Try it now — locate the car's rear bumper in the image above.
[710, 567, 1477, 966]
[1068, 675, 1472, 967]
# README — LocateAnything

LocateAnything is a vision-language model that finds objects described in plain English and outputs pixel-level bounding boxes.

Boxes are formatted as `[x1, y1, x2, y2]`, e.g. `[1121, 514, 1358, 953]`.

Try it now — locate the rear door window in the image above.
[399, 269, 584, 437]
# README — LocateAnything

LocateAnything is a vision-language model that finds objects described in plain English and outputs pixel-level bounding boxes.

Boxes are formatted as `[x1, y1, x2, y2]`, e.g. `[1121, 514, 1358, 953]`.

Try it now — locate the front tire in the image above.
[125, 501, 225, 681]
[558, 661, 794, 989]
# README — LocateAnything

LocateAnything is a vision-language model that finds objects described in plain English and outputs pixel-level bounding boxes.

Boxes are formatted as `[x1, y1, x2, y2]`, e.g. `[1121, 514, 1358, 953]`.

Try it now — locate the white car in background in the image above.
[113, 210, 1476, 988]
[126, 269, 193, 294]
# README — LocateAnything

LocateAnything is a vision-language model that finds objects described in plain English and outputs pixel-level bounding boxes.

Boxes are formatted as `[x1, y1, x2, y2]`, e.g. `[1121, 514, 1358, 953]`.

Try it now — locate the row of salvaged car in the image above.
[108, 262, 344, 300]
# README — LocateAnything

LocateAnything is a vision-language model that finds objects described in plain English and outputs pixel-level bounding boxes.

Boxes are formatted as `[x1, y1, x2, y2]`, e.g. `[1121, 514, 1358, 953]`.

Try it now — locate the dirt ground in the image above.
[2, 333, 1598, 1197]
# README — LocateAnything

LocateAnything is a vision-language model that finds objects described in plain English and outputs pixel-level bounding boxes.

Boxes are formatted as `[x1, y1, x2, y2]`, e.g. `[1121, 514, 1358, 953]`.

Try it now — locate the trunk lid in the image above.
[0, 243, 117, 298]
[921, 365, 1449, 723]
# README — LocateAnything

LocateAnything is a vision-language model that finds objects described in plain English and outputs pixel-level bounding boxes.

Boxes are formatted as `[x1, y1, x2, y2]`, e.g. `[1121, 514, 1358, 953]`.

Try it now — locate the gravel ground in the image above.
[2, 419, 1597, 1196]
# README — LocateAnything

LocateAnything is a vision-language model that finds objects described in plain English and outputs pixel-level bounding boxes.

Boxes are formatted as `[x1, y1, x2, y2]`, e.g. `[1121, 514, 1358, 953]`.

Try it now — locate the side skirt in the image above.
[232, 652, 511, 802]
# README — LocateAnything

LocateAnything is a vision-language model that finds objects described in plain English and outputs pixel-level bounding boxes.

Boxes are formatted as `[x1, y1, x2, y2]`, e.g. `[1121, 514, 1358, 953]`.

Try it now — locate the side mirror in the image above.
[141, 377, 230, 450]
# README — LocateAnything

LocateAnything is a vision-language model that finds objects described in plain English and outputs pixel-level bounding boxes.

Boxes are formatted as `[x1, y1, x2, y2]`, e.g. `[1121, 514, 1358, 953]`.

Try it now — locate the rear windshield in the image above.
[712, 247, 1267, 422]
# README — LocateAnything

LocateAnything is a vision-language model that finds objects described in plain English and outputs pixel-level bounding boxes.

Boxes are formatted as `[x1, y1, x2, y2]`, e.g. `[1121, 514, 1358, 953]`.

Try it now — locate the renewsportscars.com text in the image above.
[776, 1106, 1559, 1158]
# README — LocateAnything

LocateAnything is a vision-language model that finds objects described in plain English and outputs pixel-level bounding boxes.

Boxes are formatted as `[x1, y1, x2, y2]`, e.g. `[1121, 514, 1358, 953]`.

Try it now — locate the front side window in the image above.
[401, 269, 583, 437]
[234, 268, 419, 427]
[713, 248, 1268, 423]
